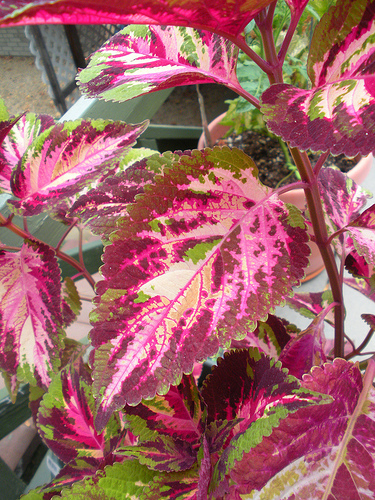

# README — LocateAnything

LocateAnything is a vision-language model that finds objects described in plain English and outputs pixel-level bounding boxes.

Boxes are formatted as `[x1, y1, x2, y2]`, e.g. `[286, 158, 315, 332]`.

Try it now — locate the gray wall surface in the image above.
[0, 27, 30, 56]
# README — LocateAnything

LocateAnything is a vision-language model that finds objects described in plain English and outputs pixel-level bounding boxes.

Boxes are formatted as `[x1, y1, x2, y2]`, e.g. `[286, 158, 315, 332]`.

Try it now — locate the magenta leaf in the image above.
[0, 98, 22, 148]
[0, 241, 65, 393]
[346, 204, 375, 268]
[345, 242, 375, 279]
[78, 25, 241, 103]
[278, 312, 327, 378]
[0, 113, 55, 194]
[262, 0, 375, 156]
[223, 358, 375, 498]
[201, 348, 326, 426]
[90, 147, 310, 429]
[344, 275, 375, 302]
[143, 465, 199, 499]
[8, 119, 148, 218]
[69, 158, 157, 238]
[286, 289, 334, 322]
[230, 314, 292, 357]
[318, 168, 370, 238]
[37, 357, 123, 466]
[0, 0, 274, 40]
[117, 374, 204, 472]
[362, 313, 375, 329]
[202, 348, 329, 494]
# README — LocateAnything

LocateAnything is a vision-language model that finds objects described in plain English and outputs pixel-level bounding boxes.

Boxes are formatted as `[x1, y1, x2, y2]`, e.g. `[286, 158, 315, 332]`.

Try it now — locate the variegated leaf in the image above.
[37, 357, 123, 465]
[344, 275, 375, 302]
[0, 0, 274, 40]
[29, 341, 88, 424]
[44, 454, 122, 494]
[230, 314, 292, 357]
[143, 465, 199, 499]
[78, 25, 241, 103]
[0, 241, 65, 393]
[278, 312, 327, 378]
[202, 348, 327, 431]
[225, 359, 375, 499]
[204, 348, 329, 495]
[346, 204, 375, 267]
[61, 460, 157, 500]
[117, 374, 204, 471]
[318, 167, 370, 238]
[262, 0, 375, 156]
[91, 147, 310, 429]
[21, 459, 157, 500]
[69, 158, 157, 238]
[0, 113, 55, 194]
[362, 313, 375, 329]
[61, 277, 82, 329]
[8, 119, 148, 218]
[286, 289, 334, 321]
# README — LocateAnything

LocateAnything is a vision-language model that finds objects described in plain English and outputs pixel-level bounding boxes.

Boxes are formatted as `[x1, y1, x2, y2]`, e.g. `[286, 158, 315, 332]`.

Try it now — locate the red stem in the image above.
[278, 9, 305, 64]
[290, 148, 345, 358]
[254, 12, 345, 358]
[0, 212, 96, 291]
[255, 6, 283, 84]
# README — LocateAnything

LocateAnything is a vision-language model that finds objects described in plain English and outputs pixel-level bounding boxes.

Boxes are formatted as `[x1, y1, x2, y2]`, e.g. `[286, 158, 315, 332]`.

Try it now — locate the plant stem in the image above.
[231, 34, 273, 76]
[255, 6, 283, 84]
[313, 151, 330, 176]
[290, 148, 345, 358]
[196, 84, 213, 147]
[278, 9, 304, 64]
[345, 328, 375, 360]
[56, 218, 78, 251]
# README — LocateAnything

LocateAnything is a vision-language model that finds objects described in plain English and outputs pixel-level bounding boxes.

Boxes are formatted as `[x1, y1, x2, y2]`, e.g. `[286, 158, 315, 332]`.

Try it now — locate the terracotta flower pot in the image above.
[198, 113, 373, 281]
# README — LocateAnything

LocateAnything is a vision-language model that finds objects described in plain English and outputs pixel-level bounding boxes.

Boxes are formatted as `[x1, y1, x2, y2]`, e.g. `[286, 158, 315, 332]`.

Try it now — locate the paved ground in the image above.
[0, 56, 58, 117]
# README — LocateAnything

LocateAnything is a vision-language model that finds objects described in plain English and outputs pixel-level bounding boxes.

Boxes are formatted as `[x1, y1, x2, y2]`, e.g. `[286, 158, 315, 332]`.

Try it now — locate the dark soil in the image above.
[216, 130, 357, 188]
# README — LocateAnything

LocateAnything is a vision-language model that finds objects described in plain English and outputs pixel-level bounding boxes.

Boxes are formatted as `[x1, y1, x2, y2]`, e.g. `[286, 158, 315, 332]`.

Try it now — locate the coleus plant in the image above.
[1, 0, 375, 498]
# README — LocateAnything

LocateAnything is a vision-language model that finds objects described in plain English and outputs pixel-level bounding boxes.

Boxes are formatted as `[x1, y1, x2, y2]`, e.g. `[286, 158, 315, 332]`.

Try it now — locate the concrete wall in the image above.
[0, 27, 31, 57]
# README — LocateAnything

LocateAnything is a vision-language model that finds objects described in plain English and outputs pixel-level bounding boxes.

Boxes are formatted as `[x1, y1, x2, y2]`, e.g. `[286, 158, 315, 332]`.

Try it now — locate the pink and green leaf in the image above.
[143, 464, 199, 499]
[22, 459, 157, 500]
[69, 158, 158, 238]
[60, 460, 157, 500]
[286, 289, 334, 321]
[204, 348, 330, 494]
[37, 357, 123, 465]
[278, 312, 327, 378]
[0, 98, 22, 150]
[318, 167, 370, 238]
[346, 204, 375, 268]
[0, 241, 65, 392]
[78, 25, 241, 103]
[90, 147, 310, 429]
[222, 358, 371, 498]
[230, 314, 292, 357]
[201, 348, 326, 426]
[8, 118, 148, 218]
[262, 0, 375, 156]
[344, 275, 375, 302]
[122, 374, 204, 443]
[0, 0, 274, 40]
[345, 245, 375, 279]
[117, 374, 204, 471]
[61, 277, 82, 329]
[0, 112, 55, 194]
